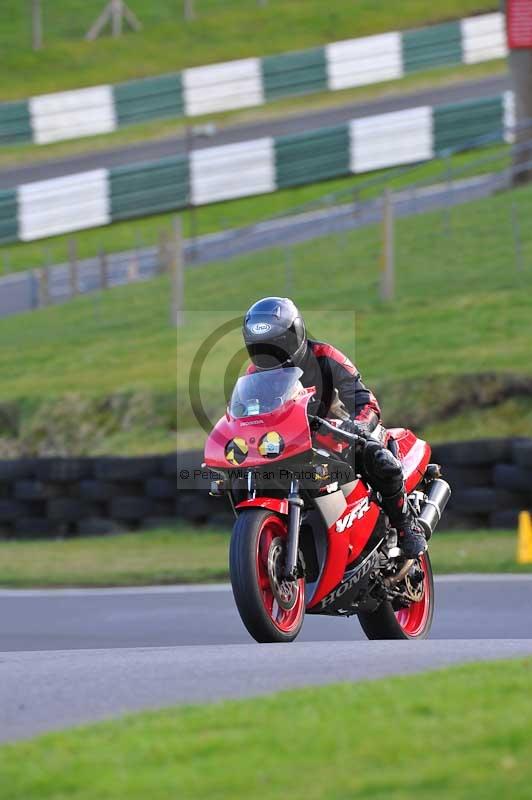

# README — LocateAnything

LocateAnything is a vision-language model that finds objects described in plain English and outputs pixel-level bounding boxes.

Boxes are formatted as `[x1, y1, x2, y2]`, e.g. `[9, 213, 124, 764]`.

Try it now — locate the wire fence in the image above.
[2, 143, 532, 320]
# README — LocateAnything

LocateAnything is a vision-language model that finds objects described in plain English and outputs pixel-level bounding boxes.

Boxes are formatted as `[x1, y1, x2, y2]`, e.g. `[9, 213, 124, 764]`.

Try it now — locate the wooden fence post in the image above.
[38, 266, 50, 307]
[158, 229, 170, 274]
[184, 0, 195, 21]
[99, 248, 109, 289]
[128, 248, 140, 283]
[170, 217, 185, 327]
[68, 238, 79, 297]
[31, 0, 43, 51]
[380, 188, 395, 302]
[30, 269, 40, 309]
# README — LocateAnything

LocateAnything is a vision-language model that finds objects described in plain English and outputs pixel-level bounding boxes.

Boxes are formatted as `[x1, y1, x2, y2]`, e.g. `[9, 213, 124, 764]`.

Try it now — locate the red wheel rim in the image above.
[395, 554, 432, 637]
[255, 515, 305, 634]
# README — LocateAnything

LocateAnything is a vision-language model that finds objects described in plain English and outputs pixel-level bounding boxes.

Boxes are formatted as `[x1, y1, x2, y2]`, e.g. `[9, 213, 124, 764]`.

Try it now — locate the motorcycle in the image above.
[204, 366, 451, 643]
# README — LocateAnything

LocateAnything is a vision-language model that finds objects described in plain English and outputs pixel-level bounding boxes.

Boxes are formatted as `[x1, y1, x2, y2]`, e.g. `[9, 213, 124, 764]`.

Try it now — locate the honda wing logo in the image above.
[336, 497, 370, 533]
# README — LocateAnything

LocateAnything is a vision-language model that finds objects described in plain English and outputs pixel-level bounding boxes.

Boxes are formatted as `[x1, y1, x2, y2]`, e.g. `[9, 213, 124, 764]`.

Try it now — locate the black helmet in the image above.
[243, 297, 307, 370]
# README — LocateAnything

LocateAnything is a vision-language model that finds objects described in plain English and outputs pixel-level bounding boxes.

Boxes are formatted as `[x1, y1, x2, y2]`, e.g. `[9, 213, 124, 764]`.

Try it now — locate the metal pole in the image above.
[170, 217, 185, 327]
[380, 188, 395, 302]
[505, 0, 532, 184]
[31, 0, 43, 51]
[509, 49, 532, 185]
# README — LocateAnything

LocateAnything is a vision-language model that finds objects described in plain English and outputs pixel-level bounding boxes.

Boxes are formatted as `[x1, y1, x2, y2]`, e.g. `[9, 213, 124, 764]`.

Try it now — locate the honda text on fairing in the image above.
[204, 367, 451, 643]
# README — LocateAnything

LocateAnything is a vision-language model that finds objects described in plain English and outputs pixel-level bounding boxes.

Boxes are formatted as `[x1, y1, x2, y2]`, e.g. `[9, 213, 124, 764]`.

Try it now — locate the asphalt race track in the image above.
[0, 74, 509, 190]
[1, 574, 532, 742]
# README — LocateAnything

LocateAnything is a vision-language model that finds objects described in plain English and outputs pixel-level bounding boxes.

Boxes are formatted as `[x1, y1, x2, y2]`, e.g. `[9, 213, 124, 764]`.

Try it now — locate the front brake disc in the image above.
[267, 537, 298, 611]
[403, 564, 425, 602]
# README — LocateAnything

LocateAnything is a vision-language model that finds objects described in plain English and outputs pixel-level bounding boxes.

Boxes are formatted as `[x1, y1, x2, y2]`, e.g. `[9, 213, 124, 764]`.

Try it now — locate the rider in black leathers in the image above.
[242, 296, 427, 558]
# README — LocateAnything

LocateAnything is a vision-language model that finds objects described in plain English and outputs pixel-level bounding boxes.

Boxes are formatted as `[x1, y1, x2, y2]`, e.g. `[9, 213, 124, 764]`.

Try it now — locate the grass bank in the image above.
[1, 0, 497, 100]
[0, 527, 528, 588]
[1, 658, 531, 799]
[1, 173, 531, 455]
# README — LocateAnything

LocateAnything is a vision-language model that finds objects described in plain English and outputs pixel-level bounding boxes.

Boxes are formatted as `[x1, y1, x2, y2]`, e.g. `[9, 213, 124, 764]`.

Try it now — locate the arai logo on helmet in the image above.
[249, 322, 271, 335]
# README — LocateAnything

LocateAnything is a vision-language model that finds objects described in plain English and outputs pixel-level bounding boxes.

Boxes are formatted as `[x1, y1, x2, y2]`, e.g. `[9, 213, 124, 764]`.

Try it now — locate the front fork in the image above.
[245, 471, 303, 581]
[284, 478, 303, 581]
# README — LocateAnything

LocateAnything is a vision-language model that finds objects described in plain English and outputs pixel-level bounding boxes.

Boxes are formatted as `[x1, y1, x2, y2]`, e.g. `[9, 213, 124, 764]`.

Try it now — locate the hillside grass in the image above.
[0, 177, 531, 453]
[0, 527, 529, 588]
[1, 659, 532, 800]
[0, 143, 508, 276]
[0, 0, 497, 100]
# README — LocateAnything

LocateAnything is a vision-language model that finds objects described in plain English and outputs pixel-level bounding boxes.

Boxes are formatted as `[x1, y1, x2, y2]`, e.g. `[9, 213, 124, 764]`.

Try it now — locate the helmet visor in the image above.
[246, 326, 301, 370]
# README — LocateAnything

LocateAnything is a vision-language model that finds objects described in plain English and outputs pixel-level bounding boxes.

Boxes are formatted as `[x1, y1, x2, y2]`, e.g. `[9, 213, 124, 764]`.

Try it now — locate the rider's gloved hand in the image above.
[340, 418, 372, 439]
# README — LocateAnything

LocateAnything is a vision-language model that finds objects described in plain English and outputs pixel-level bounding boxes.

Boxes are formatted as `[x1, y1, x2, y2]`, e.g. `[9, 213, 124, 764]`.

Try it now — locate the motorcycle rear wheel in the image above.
[229, 509, 305, 643]
[358, 552, 434, 640]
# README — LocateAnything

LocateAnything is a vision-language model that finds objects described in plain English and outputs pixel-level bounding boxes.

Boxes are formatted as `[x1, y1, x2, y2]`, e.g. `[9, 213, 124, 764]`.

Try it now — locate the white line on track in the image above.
[0, 583, 233, 598]
[0, 574, 531, 598]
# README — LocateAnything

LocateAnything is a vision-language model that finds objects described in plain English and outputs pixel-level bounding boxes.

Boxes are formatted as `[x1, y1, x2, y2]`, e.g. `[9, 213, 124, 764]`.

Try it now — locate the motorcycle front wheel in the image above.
[358, 552, 434, 640]
[229, 509, 305, 643]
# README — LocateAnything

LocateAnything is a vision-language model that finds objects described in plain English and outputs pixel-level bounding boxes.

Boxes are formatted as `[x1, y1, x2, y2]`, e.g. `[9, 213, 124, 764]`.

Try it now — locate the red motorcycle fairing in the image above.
[236, 497, 289, 515]
[307, 478, 381, 609]
[204, 387, 315, 470]
[314, 421, 350, 455]
[306, 431, 430, 609]
[386, 428, 431, 493]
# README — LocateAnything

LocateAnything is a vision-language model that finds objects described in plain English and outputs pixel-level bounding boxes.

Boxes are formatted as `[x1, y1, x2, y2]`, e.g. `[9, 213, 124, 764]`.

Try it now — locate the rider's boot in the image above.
[381, 488, 427, 559]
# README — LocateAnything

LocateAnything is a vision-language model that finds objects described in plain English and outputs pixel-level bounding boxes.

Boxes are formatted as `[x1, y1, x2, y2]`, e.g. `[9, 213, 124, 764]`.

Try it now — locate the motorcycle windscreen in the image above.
[229, 367, 303, 418]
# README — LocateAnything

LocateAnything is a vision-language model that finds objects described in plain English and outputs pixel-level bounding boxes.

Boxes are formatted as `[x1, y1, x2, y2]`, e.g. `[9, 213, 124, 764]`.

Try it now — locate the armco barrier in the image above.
[0, 438, 531, 538]
[0, 12, 507, 148]
[0, 92, 514, 246]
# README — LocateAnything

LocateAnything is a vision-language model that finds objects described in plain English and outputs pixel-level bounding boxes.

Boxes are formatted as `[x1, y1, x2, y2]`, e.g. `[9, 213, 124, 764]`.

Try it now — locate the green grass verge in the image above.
[0, 58, 505, 172]
[430, 529, 531, 574]
[1, 658, 531, 800]
[1, 0, 497, 100]
[0, 526, 230, 588]
[0, 527, 529, 588]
